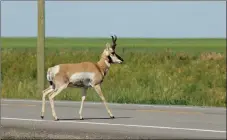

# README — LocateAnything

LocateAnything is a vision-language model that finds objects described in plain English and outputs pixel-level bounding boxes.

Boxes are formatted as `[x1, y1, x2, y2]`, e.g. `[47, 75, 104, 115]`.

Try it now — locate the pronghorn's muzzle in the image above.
[115, 53, 124, 64]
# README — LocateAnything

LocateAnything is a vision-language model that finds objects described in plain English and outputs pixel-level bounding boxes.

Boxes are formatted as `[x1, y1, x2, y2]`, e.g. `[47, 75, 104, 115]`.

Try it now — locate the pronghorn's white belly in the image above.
[69, 72, 95, 87]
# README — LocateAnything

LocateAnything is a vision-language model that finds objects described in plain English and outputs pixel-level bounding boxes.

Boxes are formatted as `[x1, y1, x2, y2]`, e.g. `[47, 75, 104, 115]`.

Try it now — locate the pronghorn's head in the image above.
[102, 35, 124, 64]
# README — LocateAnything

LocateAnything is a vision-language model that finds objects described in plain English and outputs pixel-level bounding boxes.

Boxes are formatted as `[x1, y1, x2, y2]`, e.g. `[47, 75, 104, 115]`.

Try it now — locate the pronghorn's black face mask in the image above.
[107, 52, 124, 64]
[107, 56, 113, 63]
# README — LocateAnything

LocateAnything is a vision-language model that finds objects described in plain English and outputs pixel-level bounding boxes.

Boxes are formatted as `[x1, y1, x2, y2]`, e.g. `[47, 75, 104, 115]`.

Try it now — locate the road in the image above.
[1, 99, 226, 139]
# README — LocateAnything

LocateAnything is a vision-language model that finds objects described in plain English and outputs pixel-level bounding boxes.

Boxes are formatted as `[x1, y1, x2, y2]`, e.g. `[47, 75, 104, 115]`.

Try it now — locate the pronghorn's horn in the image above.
[111, 35, 117, 50]
[114, 35, 117, 42]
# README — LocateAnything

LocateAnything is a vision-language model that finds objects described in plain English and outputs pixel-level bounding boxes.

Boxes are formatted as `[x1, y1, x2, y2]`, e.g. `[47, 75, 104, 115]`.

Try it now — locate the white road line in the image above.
[2, 99, 226, 110]
[1, 117, 226, 133]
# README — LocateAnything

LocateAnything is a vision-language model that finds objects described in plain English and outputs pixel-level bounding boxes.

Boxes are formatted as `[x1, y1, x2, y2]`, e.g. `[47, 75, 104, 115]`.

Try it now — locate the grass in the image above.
[1, 37, 225, 52]
[1, 37, 226, 107]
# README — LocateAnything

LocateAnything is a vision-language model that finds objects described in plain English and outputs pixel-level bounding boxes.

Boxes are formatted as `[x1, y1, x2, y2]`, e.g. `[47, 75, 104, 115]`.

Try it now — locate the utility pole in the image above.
[37, 0, 45, 95]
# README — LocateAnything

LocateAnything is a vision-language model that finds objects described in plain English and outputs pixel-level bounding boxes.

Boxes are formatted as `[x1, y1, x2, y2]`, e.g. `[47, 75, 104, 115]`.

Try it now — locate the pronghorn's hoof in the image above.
[41, 116, 44, 119]
[54, 118, 59, 121]
[110, 116, 115, 119]
[79, 117, 84, 120]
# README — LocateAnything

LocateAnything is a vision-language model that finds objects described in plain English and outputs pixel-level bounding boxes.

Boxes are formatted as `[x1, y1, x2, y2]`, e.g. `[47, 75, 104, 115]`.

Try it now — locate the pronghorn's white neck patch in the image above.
[105, 60, 110, 68]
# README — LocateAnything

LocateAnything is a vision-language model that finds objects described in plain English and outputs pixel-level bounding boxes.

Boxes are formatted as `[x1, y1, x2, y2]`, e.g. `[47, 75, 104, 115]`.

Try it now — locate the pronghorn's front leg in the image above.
[79, 87, 87, 120]
[41, 86, 54, 119]
[93, 84, 114, 118]
[48, 84, 68, 121]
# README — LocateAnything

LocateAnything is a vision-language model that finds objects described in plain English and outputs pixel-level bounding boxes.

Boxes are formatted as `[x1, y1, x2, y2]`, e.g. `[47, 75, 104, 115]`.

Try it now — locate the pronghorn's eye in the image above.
[111, 52, 114, 55]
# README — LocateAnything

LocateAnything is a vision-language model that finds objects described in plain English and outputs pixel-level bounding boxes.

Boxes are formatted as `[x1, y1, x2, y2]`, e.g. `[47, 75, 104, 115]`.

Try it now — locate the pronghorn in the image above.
[41, 35, 124, 121]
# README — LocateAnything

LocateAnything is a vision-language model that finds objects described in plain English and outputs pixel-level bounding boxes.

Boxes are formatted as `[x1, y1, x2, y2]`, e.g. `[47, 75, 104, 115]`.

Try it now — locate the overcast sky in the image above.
[1, 1, 226, 38]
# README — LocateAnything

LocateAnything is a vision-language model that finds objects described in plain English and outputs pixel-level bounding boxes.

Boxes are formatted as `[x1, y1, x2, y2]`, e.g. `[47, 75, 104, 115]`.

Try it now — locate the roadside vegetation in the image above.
[1, 38, 226, 107]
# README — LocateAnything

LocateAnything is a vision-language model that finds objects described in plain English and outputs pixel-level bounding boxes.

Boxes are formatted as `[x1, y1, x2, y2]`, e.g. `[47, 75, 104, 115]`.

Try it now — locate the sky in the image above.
[1, 1, 226, 38]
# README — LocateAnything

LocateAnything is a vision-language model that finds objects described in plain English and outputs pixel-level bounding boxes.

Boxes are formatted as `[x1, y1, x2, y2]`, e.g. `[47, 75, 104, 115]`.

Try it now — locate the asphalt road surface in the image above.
[1, 99, 226, 139]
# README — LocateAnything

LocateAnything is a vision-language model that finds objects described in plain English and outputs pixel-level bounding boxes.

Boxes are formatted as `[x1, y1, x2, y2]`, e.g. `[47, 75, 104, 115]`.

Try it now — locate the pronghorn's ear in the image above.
[105, 42, 111, 50]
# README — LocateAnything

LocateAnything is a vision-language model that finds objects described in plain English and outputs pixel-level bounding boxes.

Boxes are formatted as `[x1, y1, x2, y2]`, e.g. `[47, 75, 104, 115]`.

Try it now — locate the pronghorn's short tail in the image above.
[46, 67, 55, 89]
[46, 68, 53, 81]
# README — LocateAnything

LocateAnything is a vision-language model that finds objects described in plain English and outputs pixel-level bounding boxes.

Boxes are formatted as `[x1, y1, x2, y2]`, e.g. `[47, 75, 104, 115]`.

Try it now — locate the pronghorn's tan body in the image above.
[41, 35, 124, 121]
[47, 59, 110, 89]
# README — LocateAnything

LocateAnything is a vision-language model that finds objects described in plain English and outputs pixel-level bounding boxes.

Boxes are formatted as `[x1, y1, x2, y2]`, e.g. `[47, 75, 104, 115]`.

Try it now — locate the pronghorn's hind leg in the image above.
[42, 86, 52, 94]
[48, 75, 69, 121]
[48, 83, 68, 121]
[41, 86, 54, 119]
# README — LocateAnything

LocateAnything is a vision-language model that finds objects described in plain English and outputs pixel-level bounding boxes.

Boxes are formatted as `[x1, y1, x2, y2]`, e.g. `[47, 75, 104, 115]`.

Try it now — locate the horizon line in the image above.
[1, 36, 226, 39]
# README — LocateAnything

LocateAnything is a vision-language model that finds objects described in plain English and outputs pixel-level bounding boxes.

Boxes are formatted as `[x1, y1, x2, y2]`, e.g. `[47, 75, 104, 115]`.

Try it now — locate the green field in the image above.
[2, 37, 226, 52]
[1, 37, 226, 107]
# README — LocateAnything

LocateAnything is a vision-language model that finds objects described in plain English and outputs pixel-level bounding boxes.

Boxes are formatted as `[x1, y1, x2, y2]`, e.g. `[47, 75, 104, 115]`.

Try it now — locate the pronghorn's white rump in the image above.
[46, 65, 60, 89]
[41, 35, 124, 121]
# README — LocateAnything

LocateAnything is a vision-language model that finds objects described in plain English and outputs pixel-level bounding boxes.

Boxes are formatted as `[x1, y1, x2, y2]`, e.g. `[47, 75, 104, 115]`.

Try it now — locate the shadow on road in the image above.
[59, 116, 132, 121]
